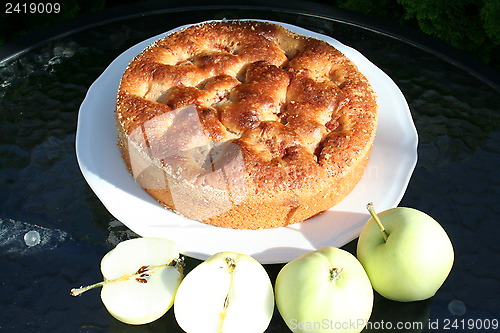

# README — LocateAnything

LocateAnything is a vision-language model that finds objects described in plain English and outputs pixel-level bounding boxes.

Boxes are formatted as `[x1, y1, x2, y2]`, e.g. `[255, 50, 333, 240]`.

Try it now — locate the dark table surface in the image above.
[1, 1, 499, 332]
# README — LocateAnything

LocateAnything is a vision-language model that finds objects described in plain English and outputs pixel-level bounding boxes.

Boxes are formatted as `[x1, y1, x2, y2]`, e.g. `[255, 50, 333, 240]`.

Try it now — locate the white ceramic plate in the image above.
[76, 20, 418, 264]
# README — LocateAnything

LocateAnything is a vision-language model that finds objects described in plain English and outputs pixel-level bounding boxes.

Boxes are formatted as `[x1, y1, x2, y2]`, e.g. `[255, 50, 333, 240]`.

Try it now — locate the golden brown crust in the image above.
[115, 20, 378, 229]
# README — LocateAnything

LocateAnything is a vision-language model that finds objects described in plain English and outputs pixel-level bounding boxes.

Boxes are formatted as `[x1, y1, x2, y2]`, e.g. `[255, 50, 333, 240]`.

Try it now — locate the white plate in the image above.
[76, 20, 418, 264]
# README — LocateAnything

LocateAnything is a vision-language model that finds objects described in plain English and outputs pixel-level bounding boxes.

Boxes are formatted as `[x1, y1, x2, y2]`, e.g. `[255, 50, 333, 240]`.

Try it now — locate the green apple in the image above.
[174, 251, 274, 333]
[275, 247, 373, 333]
[357, 203, 454, 302]
[71, 237, 184, 325]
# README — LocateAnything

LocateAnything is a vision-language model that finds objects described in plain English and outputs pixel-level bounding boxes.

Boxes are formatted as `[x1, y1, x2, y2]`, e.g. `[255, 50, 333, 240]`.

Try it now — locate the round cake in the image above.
[115, 20, 378, 229]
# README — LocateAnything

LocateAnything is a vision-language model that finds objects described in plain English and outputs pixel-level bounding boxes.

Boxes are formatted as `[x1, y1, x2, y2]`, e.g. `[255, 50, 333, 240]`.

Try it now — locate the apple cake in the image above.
[115, 20, 378, 229]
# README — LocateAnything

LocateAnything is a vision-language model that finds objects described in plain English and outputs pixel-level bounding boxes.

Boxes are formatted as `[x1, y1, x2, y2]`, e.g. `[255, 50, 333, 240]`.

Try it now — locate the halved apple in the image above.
[174, 251, 274, 333]
[71, 237, 184, 325]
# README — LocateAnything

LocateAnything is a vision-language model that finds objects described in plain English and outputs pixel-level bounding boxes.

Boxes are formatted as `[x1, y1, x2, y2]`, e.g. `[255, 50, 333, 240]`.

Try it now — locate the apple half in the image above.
[71, 237, 184, 325]
[174, 251, 274, 333]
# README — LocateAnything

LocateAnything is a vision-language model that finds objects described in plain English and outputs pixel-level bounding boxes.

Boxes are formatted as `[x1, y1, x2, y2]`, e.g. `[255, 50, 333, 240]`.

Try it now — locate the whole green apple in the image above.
[275, 247, 373, 333]
[357, 203, 454, 302]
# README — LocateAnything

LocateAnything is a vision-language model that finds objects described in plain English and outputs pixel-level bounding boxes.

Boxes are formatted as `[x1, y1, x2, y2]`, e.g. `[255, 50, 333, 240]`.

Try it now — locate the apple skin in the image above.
[356, 207, 454, 302]
[174, 251, 274, 333]
[99, 238, 183, 325]
[275, 247, 373, 333]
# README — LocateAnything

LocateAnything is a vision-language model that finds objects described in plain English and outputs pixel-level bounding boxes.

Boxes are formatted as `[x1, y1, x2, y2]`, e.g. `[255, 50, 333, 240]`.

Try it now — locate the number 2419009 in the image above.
[442, 318, 499, 330]
[5, 3, 61, 14]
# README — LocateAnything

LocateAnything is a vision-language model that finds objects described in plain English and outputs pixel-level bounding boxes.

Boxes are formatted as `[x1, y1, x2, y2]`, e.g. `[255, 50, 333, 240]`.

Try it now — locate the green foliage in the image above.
[328, 0, 499, 68]
[481, 0, 500, 45]
[397, 0, 498, 63]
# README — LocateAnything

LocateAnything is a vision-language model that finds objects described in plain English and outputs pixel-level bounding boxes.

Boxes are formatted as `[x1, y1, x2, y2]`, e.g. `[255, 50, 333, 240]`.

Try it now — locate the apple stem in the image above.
[70, 257, 185, 297]
[70, 281, 106, 296]
[170, 256, 185, 272]
[329, 268, 343, 281]
[366, 202, 389, 242]
[225, 257, 236, 271]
